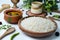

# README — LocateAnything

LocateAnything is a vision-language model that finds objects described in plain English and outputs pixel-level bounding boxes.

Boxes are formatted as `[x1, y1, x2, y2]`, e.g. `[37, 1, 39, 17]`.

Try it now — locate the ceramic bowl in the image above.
[4, 9, 22, 24]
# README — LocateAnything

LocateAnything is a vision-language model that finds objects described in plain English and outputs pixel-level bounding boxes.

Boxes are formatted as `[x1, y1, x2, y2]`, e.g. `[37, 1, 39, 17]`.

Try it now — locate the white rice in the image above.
[21, 17, 56, 32]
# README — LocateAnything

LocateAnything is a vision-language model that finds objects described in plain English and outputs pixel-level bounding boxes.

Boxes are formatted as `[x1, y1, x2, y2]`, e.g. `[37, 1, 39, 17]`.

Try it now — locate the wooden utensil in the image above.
[0, 27, 15, 39]
[11, 0, 20, 8]
[26, 10, 47, 17]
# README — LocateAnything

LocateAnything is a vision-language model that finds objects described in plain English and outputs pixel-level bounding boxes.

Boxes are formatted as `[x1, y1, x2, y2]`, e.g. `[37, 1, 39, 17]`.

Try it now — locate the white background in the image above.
[0, 0, 60, 40]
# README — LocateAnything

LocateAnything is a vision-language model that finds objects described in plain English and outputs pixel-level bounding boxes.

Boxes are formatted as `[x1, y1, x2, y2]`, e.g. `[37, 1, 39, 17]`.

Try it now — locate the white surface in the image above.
[0, 0, 60, 40]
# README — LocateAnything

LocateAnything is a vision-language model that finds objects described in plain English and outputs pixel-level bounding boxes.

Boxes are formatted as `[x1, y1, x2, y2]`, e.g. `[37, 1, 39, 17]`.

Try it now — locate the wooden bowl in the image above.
[4, 9, 23, 24]
[26, 10, 47, 17]
[18, 16, 57, 37]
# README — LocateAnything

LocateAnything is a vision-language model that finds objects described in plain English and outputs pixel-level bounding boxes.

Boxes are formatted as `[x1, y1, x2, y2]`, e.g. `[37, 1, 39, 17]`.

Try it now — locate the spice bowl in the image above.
[4, 9, 22, 24]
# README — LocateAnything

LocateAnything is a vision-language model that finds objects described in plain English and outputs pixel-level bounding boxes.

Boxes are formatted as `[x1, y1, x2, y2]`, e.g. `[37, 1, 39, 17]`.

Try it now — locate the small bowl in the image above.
[18, 16, 57, 37]
[4, 9, 23, 24]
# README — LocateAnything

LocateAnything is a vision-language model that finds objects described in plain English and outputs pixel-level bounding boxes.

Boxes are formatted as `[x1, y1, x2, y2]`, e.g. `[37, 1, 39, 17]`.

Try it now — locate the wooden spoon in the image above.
[0, 27, 15, 39]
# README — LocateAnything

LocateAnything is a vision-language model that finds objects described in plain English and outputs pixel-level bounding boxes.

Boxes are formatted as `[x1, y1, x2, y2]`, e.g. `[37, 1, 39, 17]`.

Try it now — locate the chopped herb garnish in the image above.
[0, 25, 11, 30]
[53, 15, 60, 19]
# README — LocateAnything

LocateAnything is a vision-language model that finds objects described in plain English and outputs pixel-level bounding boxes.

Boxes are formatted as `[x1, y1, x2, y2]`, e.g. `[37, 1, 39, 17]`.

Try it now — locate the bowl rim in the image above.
[4, 9, 23, 17]
[18, 16, 57, 34]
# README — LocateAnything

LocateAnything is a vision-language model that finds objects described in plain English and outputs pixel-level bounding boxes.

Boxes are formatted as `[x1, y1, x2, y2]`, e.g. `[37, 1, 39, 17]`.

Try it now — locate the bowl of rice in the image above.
[18, 16, 57, 37]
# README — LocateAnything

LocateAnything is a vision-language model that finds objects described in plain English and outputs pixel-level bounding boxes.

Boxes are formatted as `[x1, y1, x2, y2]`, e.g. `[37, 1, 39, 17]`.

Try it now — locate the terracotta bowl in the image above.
[4, 9, 23, 24]
[18, 16, 57, 37]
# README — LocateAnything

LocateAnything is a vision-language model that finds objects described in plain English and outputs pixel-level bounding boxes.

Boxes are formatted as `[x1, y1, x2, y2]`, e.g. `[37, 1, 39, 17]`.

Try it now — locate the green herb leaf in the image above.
[0, 25, 11, 30]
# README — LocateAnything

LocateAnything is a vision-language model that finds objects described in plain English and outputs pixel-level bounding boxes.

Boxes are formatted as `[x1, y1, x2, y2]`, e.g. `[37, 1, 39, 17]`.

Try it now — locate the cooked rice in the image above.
[21, 17, 56, 32]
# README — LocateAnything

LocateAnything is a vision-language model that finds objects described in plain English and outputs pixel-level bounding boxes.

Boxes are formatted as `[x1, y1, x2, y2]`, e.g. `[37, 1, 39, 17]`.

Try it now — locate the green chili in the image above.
[10, 33, 19, 40]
